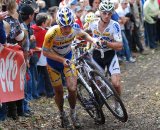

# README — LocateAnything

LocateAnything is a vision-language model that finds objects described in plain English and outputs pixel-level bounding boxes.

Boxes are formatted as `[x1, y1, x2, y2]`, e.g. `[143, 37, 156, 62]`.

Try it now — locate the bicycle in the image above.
[70, 40, 105, 124]
[71, 40, 128, 123]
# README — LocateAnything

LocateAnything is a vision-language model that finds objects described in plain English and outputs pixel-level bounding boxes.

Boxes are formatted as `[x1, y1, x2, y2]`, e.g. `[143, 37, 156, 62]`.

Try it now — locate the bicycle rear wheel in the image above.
[90, 70, 128, 122]
[77, 78, 105, 124]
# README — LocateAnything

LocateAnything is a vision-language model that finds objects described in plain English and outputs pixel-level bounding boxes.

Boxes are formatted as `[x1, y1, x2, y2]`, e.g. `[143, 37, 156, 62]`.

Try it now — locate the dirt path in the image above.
[1, 49, 160, 130]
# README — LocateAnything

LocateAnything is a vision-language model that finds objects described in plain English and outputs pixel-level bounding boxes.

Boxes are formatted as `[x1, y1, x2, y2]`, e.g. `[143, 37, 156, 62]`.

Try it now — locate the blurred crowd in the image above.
[0, 0, 160, 121]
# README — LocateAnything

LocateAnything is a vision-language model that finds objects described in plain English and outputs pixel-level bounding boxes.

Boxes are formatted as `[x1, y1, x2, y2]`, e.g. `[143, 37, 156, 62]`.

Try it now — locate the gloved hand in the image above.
[83, 42, 92, 52]
[63, 59, 71, 67]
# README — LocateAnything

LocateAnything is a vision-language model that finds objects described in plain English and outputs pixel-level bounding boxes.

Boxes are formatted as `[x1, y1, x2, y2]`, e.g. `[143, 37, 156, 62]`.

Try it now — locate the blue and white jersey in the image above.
[88, 19, 122, 52]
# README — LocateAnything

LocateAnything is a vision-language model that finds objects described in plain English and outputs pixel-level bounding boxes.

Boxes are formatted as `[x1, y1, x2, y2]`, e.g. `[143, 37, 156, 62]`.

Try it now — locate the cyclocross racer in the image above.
[88, 0, 123, 113]
[42, 7, 97, 129]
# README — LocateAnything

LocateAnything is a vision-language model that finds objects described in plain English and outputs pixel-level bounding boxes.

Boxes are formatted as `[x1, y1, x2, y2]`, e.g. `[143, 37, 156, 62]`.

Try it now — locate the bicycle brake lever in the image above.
[66, 59, 71, 66]
[96, 41, 104, 58]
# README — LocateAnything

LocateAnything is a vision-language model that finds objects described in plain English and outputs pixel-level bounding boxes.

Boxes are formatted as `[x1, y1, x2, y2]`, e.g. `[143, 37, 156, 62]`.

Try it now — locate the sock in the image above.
[70, 108, 77, 119]
[70, 108, 76, 113]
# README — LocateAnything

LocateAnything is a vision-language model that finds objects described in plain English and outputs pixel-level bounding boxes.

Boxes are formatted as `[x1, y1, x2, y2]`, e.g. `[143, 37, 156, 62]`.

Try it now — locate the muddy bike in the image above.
[71, 40, 128, 123]
[70, 40, 105, 124]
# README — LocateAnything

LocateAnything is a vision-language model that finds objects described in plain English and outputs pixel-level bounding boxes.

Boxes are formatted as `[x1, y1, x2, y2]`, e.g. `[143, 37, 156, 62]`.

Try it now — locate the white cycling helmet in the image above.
[99, 0, 115, 13]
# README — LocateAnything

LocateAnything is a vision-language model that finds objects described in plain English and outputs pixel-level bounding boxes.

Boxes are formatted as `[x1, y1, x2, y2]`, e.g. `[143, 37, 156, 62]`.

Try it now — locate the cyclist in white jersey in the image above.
[88, 0, 123, 97]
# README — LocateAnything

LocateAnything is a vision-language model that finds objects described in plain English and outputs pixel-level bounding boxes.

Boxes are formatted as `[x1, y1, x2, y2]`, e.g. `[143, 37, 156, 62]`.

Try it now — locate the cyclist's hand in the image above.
[83, 42, 92, 51]
[96, 39, 107, 49]
[63, 59, 71, 67]
[93, 40, 98, 48]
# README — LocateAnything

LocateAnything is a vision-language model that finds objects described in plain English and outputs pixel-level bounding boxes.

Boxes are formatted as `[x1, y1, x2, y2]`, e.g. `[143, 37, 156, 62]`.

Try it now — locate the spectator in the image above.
[48, 6, 59, 26]
[59, 0, 70, 7]
[81, 5, 93, 24]
[20, 0, 39, 12]
[79, 0, 85, 10]
[45, 15, 52, 28]
[19, 0, 40, 22]
[4, 0, 26, 120]
[128, 0, 147, 54]
[69, 0, 78, 11]
[79, 0, 90, 10]
[111, 0, 120, 22]
[116, 0, 136, 62]
[143, 0, 160, 49]
[83, 12, 96, 29]
[31, 12, 55, 98]
[75, 6, 84, 29]
[20, 4, 40, 100]
[89, 0, 101, 12]
[19, 4, 36, 115]
[36, 0, 47, 12]
[42, 0, 60, 8]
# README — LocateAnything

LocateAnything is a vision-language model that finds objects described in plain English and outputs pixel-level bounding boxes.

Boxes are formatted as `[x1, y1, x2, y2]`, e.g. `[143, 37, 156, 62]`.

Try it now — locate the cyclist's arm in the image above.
[106, 22, 123, 51]
[77, 30, 96, 45]
[106, 41, 122, 51]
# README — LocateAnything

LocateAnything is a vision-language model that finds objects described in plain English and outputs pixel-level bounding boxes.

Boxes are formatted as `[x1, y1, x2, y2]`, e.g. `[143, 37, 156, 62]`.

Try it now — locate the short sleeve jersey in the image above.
[88, 19, 122, 52]
[43, 24, 82, 56]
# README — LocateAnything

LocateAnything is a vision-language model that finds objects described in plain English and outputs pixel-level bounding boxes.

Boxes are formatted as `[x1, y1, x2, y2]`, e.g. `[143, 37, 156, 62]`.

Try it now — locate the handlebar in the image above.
[72, 45, 95, 64]
[96, 41, 104, 58]
[71, 40, 86, 50]
[71, 39, 107, 63]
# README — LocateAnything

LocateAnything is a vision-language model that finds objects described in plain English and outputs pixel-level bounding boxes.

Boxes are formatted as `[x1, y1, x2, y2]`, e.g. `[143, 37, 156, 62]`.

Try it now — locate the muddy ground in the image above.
[1, 47, 160, 130]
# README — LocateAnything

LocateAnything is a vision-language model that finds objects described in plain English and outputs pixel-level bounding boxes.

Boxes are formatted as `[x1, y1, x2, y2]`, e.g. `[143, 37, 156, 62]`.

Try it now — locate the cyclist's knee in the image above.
[67, 79, 77, 87]
[111, 74, 121, 87]
[67, 85, 77, 92]
[66, 76, 77, 90]
[112, 80, 121, 88]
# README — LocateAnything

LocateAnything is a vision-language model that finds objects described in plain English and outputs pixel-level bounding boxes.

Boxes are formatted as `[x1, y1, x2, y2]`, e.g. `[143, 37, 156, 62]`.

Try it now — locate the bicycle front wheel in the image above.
[90, 70, 128, 122]
[77, 78, 105, 124]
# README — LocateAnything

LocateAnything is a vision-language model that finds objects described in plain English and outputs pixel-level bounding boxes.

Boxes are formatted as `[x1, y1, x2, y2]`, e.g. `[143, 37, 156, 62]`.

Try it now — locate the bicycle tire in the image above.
[90, 70, 128, 122]
[77, 78, 105, 124]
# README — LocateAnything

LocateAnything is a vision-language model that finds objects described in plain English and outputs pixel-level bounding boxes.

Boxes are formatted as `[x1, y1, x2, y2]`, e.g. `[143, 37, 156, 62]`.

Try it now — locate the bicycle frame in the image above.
[72, 41, 111, 101]
[76, 58, 94, 95]
[71, 39, 106, 76]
